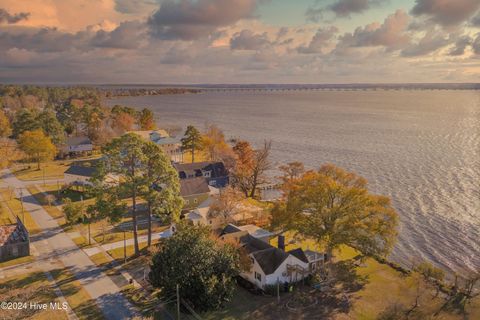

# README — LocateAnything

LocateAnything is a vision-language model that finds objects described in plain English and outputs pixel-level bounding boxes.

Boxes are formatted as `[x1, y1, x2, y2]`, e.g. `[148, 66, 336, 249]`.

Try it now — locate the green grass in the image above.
[49, 268, 105, 320]
[182, 150, 210, 163]
[89, 252, 112, 267]
[0, 271, 69, 320]
[26, 186, 65, 220]
[0, 200, 14, 225]
[0, 188, 41, 234]
[12, 161, 72, 181]
[71, 235, 90, 248]
[0, 255, 34, 269]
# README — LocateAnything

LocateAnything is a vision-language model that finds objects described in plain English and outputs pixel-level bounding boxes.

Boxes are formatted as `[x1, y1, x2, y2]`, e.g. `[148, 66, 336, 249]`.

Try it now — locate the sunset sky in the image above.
[1, 0, 479, 84]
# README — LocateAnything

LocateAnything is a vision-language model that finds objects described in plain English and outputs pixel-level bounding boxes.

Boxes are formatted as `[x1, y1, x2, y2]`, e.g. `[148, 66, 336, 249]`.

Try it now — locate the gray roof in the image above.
[174, 161, 228, 179]
[154, 136, 182, 145]
[232, 231, 311, 275]
[66, 136, 92, 146]
[252, 247, 290, 275]
[180, 177, 210, 197]
[221, 224, 241, 235]
[64, 165, 96, 177]
[288, 248, 309, 264]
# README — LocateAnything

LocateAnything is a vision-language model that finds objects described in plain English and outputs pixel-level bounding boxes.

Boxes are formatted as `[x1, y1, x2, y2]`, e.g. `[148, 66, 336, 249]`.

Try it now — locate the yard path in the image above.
[84, 228, 173, 256]
[0, 169, 138, 320]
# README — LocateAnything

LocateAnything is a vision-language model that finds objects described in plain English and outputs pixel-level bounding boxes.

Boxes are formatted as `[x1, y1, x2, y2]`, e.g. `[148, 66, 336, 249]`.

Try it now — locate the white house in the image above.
[128, 130, 183, 163]
[64, 164, 119, 187]
[220, 226, 324, 289]
[62, 136, 93, 155]
[64, 165, 96, 186]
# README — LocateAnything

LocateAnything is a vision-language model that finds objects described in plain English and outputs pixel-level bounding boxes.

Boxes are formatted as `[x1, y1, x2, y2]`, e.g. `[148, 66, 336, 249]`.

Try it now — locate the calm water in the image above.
[107, 90, 480, 275]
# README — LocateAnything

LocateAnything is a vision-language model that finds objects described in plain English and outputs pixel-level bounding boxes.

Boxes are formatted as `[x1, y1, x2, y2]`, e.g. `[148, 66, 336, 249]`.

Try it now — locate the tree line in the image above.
[0, 85, 157, 170]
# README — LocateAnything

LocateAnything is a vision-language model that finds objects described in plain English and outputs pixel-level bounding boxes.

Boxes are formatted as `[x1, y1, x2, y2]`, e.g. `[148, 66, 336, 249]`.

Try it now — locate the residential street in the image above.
[0, 169, 138, 320]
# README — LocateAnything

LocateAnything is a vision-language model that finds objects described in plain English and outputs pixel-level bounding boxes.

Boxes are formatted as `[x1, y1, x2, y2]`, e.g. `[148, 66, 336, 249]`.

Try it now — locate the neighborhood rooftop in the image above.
[180, 177, 211, 197]
[64, 165, 97, 177]
[174, 161, 228, 178]
[0, 223, 28, 246]
[66, 136, 92, 146]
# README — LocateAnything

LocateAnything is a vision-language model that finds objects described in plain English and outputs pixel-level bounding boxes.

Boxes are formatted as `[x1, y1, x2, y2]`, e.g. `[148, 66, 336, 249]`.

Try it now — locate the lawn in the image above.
[107, 241, 159, 263]
[182, 150, 210, 163]
[12, 161, 72, 181]
[49, 268, 105, 320]
[0, 271, 69, 320]
[26, 185, 65, 221]
[0, 199, 14, 225]
[89, 252, 112, 267]
[205, 232, 480, 320]
[0, 188, 41, 234]
[0, 255, 34, 269]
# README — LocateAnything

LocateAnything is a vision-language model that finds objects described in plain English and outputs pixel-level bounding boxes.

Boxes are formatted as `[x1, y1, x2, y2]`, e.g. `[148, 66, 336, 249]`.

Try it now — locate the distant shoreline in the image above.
[98, 83, 480, 95]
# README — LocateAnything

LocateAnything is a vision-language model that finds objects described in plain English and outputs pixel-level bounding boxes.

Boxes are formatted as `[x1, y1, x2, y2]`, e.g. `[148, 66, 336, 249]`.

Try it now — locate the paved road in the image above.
[1, 170, 138, 320]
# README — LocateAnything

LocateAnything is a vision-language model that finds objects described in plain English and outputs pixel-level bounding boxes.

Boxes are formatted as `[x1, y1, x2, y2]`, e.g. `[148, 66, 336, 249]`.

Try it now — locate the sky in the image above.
[0, 0, 479, 84]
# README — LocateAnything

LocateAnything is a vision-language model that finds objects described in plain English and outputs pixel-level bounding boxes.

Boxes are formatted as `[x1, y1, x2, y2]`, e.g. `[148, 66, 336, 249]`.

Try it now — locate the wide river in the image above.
[107, 90, 480, 276]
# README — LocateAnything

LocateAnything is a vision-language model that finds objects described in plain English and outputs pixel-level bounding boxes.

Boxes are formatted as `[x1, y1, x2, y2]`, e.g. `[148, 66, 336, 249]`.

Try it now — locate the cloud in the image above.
[306, 0, 385, 21]
[401, 30, 450, 57]
[471, 13, 480, 27]
[114, 0, 158, 14]
[410, 0, 480, 27]
[297, 26, 338, 54]
[337, 10, 410, 50]
[91, 21, 147, 49]
[230, 30, 270, 50]
[148, 0, 259, 40]
[0, 8, 29, 24]
[448, 36, 472, 56]
[473, 33, 480, 55]
[0, 22, 146, 53]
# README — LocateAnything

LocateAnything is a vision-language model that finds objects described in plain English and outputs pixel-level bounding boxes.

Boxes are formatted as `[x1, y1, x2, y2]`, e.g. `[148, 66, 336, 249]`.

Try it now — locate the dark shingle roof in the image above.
[252, 247, 290, 275]
[180, 177, 210, 197]
[288, 248, 309, 264]
[174, 161, 228, 178]
[238, 234, 272, 254]
[66, 136, 92, 146]
[221, 224, 241, 235]
[64, 165, 96, 177]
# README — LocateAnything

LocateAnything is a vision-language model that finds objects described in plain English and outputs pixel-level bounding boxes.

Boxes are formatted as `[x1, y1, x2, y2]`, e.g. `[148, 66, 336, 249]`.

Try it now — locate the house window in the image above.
[255, 272, 262, 282]
[203, 170, 211, 178]
[185, 200, 189, 205]
[194, 198, 198, 204]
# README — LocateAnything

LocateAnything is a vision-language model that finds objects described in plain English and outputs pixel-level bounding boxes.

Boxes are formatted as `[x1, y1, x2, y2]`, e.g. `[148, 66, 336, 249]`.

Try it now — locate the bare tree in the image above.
[249, 140, 272, 198]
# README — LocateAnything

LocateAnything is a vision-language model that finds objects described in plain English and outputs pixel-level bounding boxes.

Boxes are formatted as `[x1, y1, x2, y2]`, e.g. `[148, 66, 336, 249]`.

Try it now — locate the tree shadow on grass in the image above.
[331, 258, 369, 294]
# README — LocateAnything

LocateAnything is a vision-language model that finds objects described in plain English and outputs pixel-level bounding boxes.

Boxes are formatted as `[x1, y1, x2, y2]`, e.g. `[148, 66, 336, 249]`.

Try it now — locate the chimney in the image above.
[277, 235, 285, 251]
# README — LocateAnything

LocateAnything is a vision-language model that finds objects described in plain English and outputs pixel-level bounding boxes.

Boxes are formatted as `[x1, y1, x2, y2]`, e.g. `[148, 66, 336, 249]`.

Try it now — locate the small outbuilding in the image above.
[0, 217, 30, 262]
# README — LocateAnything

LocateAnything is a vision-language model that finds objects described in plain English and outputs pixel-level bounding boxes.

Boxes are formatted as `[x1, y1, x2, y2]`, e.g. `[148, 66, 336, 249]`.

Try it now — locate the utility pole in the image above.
[19, 188, 25, 224]
[123, 230, 127, 264]
[81, 195, 91, 246]
[176, 284, 180, 320]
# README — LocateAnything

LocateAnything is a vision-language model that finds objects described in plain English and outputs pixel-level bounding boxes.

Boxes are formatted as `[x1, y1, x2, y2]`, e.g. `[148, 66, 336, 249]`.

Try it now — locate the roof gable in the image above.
[253, 247, 289, 275]
[180, 177, 210, 197]
[66, 136, 92, 146]
[287, 248, 309, 264]
[174, 161, 228, 178]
